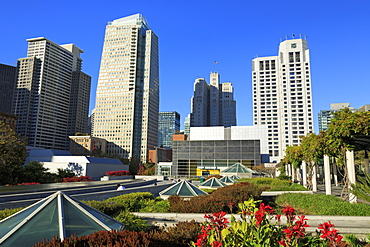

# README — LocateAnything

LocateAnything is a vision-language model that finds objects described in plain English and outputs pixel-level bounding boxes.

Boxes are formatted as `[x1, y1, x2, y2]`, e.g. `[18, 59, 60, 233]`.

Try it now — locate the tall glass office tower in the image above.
[93, 14, 159, 162]
[158, 111, 180, 148]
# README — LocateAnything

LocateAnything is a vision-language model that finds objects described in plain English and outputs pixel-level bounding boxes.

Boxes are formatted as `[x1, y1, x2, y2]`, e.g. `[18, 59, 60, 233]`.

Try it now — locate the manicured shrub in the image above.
[0, 207, 23, 220]
[202, 188, 216, 194]
[114, 211, 150, 231]
[106, 192, 155, 212]
[140, 199, 170, 213]
[34, 222, 200, 247]
[105, 170, 131, 176]
[277, 174, 291, 181]
[33, 230, 152, 247]
[169, 183, 263, 213]
[108, 192, 155, 202]
[82, 200, 126, 217]
[62, 176, 93, 182]
[150, 220, 200, 247]
[239, 177, 307, 191]
[275, 193, 370, 216]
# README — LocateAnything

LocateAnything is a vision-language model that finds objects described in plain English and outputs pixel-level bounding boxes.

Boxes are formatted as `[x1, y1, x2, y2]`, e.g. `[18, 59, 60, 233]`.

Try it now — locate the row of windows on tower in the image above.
[259, 60, 276, 70]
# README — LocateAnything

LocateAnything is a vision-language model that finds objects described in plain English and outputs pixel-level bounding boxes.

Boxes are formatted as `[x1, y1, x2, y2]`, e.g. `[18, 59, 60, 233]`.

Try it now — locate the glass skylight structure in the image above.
[0, 191, 124, 246]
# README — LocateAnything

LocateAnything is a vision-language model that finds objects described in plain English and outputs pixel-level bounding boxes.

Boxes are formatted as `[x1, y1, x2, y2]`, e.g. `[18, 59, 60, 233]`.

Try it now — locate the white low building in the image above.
[26, 148, 129, 180]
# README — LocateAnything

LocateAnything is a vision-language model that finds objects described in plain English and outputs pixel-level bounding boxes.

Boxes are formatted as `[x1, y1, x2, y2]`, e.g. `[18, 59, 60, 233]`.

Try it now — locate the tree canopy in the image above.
[0, 121, 27, 185]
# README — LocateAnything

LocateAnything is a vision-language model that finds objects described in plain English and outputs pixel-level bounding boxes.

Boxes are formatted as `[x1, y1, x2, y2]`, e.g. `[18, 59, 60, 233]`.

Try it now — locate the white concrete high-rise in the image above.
[252, 38, 314, 163]
[13, 37, 91, 150]
[93, 14, 159, 162]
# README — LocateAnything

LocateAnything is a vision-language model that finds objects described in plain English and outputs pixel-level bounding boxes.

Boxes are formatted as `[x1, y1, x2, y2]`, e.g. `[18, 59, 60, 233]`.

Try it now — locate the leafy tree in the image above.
[326, 109, 370, 199]
[126, 156, 141, 175]
[252, 164, 277, 178]
[21, 161, 49, 183]
[0, 121, 27, 185]
[56, 168, 75, 180]
[282, 145, 303, 169]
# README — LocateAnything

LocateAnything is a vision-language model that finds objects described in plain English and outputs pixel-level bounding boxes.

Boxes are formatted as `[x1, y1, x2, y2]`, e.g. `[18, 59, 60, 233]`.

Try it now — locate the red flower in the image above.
[278, 239, 287, 246]
[259, 203, 275, 214]
[194, 225, 209, 247]
[318, 221, 343, 244]
[212, 241, 222, 247]
[204, 211, 229, 230]
[283, 206, 296, 225]
[275, 214, 281, 221]
[283, 206, 295, 216]
[254, 210, 265, 226]
[281, 215, 310, 241]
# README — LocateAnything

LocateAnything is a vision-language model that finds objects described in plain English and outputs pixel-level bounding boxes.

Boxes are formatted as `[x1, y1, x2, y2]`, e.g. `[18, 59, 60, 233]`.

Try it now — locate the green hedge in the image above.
[169, 182, 262, 213]
[239, 178, 308, 191]
[0, 207, 24, 221]
[275, 193, 370, 216]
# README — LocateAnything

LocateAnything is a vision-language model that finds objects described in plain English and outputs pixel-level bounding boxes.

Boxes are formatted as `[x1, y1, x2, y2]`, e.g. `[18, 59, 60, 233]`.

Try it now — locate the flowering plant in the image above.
[62, 176, 93, 182]
[105, 170, 130, 176]
[192, 198, 347, 247]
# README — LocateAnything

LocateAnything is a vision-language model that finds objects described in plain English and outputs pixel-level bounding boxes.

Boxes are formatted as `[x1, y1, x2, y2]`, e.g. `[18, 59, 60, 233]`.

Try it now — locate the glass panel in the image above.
[178, 184, 195, 196]
[0, 200, 45, 238]
[162, 184, 180, 195]
[78, 203, 123, 230]
[64, 199, 106, 237]
[1, 199, 59, 247]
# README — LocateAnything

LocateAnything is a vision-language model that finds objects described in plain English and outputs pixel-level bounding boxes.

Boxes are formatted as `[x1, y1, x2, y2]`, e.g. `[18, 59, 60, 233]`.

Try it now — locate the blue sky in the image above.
[1, 0, 370, 132]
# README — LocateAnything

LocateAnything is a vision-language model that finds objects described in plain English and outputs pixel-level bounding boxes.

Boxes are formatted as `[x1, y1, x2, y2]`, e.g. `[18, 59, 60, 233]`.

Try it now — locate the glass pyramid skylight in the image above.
[0, 191, 124, 247]
[221, 163, 256, 174]
[159, 180, 207, 199]
[199, 177, 227, 188]
[219, 176, 236, 184]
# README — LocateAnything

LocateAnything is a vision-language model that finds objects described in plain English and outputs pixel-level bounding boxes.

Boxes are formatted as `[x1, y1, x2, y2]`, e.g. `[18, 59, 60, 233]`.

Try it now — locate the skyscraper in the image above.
[93, 14, 159, 162]
[13, 37, 91, 150]
[0, 64, 17, 114]
[252, 38, 314, 163]
[189, 72, 236, 128]
[158, 111, 180, 148]
[318, 103, 353, 131]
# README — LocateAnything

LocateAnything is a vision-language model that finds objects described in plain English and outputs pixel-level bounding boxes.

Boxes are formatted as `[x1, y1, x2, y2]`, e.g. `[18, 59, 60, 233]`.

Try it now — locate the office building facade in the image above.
[189, 72, 236, 128]
[172, 126, 268, 177]
[0, 64, 17, 114]
[12, 37, 91, 150]
[158, 111, 180, 148]
[318, 103, 354, 131]
[252, 38, 314, 163]
[93, 14, 159, 162]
